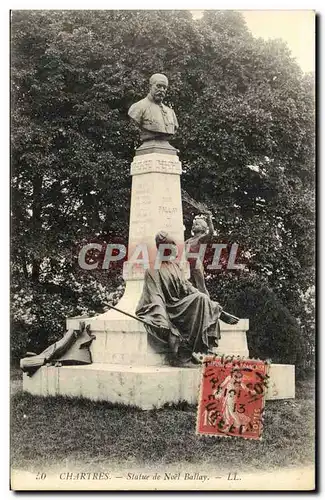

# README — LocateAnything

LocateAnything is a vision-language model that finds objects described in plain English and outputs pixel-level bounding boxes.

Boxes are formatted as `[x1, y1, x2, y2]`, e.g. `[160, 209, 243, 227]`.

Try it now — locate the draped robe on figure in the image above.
[135, 261, 222, 362]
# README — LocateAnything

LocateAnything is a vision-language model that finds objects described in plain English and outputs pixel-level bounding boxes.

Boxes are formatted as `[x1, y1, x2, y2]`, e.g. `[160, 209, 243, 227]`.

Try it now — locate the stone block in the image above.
[66, 316, 250, 366]
[216, 319, 249, 357]
[23, 361, 295, 409]
[67, 315, 169, 366]
[266, 363, 295, 399]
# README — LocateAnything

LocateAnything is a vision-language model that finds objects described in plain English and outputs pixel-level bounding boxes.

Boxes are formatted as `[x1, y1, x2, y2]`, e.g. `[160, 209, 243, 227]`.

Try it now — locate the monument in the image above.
[22, 73, 295, 408]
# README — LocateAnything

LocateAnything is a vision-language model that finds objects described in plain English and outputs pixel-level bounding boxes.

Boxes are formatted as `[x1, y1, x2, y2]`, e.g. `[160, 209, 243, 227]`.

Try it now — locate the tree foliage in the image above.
[11, 10, 314, 372]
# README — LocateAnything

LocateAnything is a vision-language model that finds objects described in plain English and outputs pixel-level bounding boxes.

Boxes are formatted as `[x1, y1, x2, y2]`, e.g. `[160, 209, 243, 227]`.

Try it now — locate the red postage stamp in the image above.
[196, 356, 270, 440]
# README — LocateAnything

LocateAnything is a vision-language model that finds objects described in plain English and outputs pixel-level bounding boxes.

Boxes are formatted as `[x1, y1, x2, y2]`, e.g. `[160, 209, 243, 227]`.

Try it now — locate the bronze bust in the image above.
[128, 73, 179, 142]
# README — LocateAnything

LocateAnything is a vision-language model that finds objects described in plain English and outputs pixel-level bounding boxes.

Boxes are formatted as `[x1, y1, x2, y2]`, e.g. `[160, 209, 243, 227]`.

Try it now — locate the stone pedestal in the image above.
[22, 142, 295, 408]
[23, 363, 295, 410]
[71, 143, 188, 368]
[217, 319, 249, 357]
[98, 143, 185, 322]
[66, 316, 249, 367]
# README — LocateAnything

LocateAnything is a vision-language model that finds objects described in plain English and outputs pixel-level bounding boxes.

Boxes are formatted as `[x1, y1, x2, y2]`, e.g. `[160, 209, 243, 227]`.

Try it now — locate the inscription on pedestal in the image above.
[126, 153, 185, 279]
[131, 155, 182, 176]
[130, 179, 153, 242]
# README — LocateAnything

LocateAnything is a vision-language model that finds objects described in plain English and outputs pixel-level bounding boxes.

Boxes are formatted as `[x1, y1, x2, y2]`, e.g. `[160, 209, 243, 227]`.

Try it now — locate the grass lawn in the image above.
[10, 370, 315, 474]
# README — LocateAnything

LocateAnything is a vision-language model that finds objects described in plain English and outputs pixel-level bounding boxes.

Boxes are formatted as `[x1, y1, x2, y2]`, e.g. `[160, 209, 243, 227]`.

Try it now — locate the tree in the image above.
[11, 11, 314, 373]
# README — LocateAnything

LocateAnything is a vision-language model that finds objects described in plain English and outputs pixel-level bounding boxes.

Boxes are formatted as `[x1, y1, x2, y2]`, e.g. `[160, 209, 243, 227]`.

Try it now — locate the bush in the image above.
[208, 272, 308, 378]
[10, 270, 125, 363]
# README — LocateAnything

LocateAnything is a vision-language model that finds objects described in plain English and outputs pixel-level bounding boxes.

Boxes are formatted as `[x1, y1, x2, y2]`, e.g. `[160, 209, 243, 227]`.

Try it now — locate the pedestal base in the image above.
[22, 362, 295, 410]
[65, 316, 250, 366]
[23, 313, 294, 408]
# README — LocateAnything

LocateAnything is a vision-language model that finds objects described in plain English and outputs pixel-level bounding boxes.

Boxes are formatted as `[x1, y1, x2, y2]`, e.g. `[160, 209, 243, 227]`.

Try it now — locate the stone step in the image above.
[65, 316, 251, 365]
[22, 362, 294, 410]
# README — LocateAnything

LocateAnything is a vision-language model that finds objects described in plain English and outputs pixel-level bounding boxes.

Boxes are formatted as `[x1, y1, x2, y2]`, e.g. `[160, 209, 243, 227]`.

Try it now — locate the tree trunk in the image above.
[31, 174, 43, 284]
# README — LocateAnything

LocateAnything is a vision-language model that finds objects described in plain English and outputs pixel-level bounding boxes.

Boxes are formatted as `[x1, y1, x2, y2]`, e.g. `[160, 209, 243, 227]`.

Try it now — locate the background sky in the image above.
[191, 10, 315, 73]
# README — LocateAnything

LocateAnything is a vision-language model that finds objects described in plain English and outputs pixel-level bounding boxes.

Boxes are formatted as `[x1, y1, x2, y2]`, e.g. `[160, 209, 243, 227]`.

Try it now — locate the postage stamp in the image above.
[196, 356, 270, 440]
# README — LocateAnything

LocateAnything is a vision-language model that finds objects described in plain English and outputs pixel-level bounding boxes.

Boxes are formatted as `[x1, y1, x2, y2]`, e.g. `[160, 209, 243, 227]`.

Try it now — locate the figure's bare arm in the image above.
[206, 212, 215, 237]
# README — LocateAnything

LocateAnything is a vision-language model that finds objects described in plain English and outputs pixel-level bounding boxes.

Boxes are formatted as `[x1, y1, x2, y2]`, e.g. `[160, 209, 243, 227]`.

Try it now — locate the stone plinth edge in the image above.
[135, 140, 178, 156]
[23, 362, 295, 409]
[66, 316, 146, 332]
[131, 153, 182, 176]
[220, 318, 249, 330]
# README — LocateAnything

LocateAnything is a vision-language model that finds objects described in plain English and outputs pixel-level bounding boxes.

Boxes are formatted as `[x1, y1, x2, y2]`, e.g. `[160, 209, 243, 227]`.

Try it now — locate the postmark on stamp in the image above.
[196, 356, 270, 440]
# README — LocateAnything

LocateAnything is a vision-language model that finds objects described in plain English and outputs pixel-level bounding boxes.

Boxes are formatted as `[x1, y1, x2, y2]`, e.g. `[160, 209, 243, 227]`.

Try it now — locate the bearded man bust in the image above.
[128, 73, 179, 143]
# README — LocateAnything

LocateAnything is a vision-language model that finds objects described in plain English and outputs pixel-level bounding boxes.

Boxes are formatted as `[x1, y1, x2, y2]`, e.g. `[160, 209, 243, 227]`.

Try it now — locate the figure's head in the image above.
[149, 73, 168, 103]
[191, 217, 208, 235]
[155, 230, 176, 248]
[231, 368, 243, 383]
